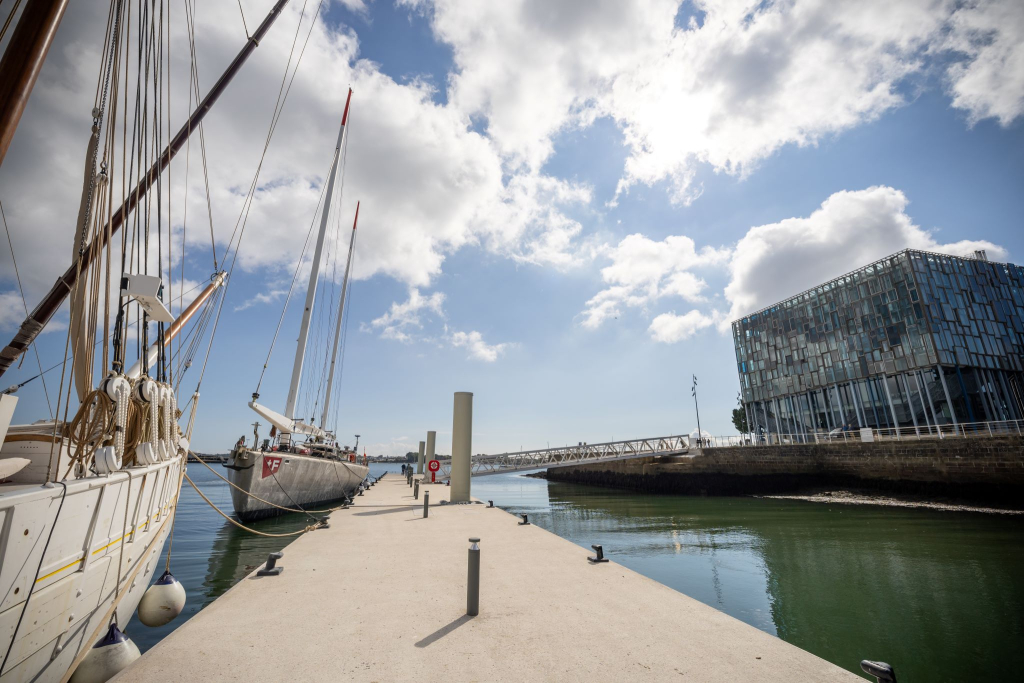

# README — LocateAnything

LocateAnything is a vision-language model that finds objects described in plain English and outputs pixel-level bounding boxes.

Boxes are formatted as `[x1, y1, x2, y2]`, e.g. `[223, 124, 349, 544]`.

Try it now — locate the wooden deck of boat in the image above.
[114, 475, 862, 682]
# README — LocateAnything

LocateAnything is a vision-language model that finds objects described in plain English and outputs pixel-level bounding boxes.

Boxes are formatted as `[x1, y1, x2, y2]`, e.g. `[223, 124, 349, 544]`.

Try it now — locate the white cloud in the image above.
[233, 288, 288, 312]
[407, 0, 1021, 206]
[582, 185, 1007, 344]
[581, 233, 729, 329]
[366, 288, 445, 342]
[944, 0, 1024, 126]
[450, 330, 510, 362]
[0, 0, 592, 332]
[723, 185, 1007, 324]
[408, 0, 964, 206]
[0, 291, 25, 331]
[649, 309, 718, 343]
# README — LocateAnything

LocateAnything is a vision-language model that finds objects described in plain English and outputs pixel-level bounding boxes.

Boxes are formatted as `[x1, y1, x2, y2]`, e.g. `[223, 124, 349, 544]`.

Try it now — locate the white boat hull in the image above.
[0, 439, 183, 683]
[224, 449, 367, 521]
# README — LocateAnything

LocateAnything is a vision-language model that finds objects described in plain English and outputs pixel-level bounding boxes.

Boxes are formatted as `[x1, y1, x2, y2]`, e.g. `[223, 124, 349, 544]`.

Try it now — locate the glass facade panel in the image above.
[734, 249, 1024, 432]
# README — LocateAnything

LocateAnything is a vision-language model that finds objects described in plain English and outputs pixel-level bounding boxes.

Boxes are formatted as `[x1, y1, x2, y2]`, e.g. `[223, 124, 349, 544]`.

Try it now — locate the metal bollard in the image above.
[467, 537, 480, 616]
[414, 480, 420, 500]
[423, 491, 429, 518]
[518, 513, 530, 526]
[860, 661, 896, 683]
[487, 500, 494, 508]
[257, 552, 284, 576]
[588, 544, 608, 563]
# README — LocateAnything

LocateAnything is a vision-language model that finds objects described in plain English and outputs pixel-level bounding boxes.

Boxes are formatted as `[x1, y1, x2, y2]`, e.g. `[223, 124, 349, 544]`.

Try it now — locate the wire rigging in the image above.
[0, 199, 53, 416]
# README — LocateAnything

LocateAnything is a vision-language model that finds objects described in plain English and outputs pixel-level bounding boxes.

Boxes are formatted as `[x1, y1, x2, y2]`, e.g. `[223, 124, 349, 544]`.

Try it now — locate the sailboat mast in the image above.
[320, 202, 359, 429]
[0, 0, 69, 169]
[0, 0, 292, 380]
[284, 89, 353, 423]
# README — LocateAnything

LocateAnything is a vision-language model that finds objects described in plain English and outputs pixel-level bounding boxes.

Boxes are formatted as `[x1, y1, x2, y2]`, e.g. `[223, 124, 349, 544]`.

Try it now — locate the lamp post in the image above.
[691, 375, 702, 446]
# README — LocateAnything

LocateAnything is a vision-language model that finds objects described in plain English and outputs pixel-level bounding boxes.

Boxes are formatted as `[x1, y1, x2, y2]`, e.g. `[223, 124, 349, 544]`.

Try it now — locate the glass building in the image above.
[732, 249, 1024, 437]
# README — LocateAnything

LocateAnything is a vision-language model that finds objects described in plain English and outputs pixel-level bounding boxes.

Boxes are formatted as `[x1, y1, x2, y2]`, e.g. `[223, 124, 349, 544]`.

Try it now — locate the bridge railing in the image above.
[695, 419, 1024, 448]
[436, 434, 691, 478]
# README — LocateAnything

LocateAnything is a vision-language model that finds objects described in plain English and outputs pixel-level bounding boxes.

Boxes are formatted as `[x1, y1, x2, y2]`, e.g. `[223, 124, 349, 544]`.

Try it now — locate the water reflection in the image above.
[475, 473, 1024, 682]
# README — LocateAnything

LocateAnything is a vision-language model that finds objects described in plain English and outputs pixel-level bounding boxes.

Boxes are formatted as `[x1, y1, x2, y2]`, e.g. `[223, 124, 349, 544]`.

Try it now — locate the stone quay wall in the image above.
[543, 436, 1024, 505]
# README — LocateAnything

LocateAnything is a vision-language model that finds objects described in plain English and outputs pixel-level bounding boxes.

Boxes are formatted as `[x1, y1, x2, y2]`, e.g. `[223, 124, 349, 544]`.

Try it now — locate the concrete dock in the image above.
[115, 476, 862, 682]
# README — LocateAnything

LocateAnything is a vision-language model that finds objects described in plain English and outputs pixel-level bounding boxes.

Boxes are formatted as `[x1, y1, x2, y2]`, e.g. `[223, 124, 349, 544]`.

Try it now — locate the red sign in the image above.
[428, 459, 440, 472]
[262, 456, 283, 479]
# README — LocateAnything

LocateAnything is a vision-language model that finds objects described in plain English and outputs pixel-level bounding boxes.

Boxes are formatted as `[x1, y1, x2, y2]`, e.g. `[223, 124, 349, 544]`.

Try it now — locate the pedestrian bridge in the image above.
[434, 434, 691, 479]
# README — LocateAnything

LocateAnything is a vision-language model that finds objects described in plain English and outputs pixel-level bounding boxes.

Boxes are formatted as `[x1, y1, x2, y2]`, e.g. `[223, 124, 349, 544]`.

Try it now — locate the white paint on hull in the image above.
[224, 450, 367, 521]
[0, 442, 183, 683]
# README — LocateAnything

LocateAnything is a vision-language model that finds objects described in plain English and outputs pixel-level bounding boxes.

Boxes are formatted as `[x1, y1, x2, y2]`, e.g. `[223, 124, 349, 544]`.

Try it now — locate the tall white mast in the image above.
[284, 88, 352, 423]
[321, 201, 359, 429]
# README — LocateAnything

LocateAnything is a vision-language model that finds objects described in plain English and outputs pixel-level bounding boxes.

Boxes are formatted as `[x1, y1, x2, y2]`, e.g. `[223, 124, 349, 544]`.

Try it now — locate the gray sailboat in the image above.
[225, 90, 368, 521]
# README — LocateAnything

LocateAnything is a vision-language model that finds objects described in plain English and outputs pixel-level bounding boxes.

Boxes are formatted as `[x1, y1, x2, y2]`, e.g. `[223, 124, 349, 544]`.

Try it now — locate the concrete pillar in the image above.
[900, 373, 920, 436]
[938, 365, 958, 427]
[881, 376, 900, 437]
[416, 441, 425, 475]
[920, 369, 942, 428]
[451, 392, 473, 503]
[425, 430, 436, 479]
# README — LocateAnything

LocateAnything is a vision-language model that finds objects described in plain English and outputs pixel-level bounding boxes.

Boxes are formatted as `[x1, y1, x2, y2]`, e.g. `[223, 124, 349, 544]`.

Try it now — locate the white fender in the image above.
[137, 570, 187, 627]
[69, 623, 140, 683]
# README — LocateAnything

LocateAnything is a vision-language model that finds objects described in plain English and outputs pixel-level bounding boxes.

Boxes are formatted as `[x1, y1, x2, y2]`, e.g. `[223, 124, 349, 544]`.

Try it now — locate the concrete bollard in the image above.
[450, 392, 473, 503]
[423, 491, 429, 518]
[467, 537, 480, 616]
[425, 430, 436, 479]
[417, 440, 425, 475]
[414, 479, 419, 500]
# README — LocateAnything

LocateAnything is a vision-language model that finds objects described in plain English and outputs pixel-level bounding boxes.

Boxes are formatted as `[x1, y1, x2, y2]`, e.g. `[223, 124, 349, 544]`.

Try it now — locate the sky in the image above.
[0, 0, 1022, 456]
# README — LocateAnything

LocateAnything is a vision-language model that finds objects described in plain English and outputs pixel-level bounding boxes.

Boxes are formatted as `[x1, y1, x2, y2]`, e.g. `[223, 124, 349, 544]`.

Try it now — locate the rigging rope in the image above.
[252, 160, 330, 396]
[0, 199, 53, 416]
[0, 0, 24, 44]
[191, 0, 326, 402]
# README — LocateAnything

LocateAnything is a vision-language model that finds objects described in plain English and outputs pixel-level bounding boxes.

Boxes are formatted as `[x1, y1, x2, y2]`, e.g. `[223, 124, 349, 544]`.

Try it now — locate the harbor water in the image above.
[137, 463, 1024, 682]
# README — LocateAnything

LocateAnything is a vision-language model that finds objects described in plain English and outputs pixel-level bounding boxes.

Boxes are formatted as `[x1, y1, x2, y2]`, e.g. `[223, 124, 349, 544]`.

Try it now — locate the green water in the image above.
[134, 465, 1024, 682]
[473, 473, 1024, 682]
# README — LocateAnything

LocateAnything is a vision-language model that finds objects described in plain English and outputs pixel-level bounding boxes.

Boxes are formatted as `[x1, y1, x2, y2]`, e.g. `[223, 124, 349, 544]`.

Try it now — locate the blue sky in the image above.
[1, 0, 1022, 456]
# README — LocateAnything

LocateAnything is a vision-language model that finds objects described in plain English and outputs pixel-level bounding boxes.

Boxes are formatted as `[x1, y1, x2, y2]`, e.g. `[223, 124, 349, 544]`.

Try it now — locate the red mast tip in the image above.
[340, 88, 353, 126]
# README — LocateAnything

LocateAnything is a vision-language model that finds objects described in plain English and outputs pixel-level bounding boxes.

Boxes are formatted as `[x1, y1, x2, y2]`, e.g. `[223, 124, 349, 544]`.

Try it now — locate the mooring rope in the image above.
[183, 472, 322, 538]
